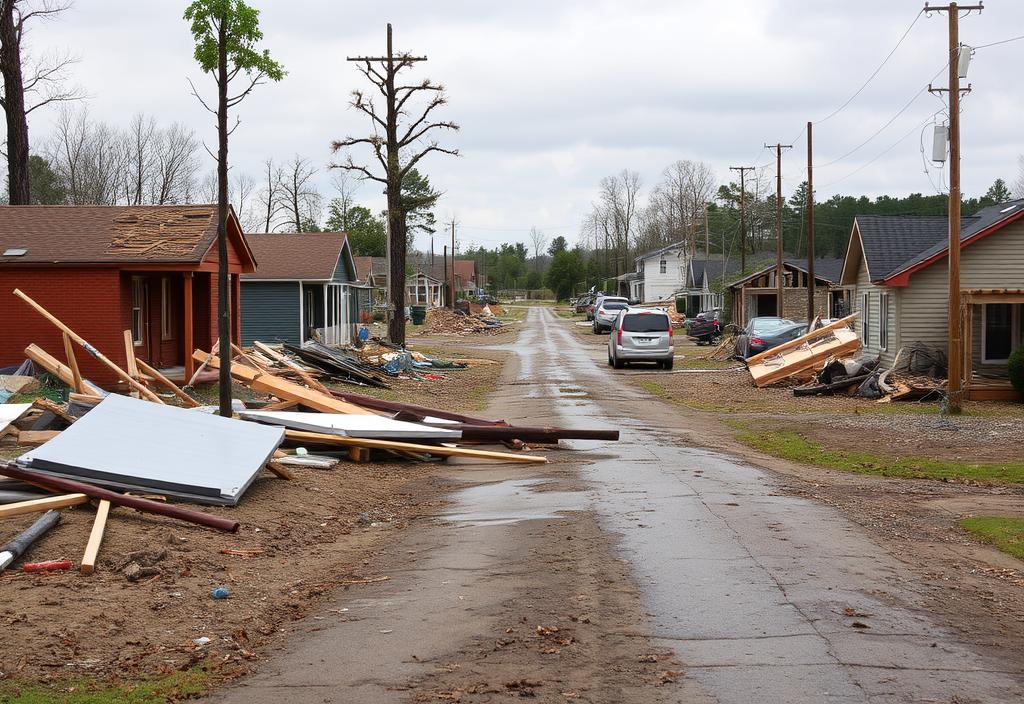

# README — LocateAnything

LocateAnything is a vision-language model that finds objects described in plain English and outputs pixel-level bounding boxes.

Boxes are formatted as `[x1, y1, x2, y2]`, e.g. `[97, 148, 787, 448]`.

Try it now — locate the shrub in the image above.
[1009, 345, 1024, 401]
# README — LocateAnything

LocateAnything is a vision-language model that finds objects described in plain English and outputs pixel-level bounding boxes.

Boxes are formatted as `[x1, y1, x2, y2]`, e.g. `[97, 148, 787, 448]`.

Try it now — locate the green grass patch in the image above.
[554, 308, 580, 319]
[732, 423, 1024, 484]
[0, 667, 212, 704]
[960, 516, 1024, 560]
[677, 356, 742, 371]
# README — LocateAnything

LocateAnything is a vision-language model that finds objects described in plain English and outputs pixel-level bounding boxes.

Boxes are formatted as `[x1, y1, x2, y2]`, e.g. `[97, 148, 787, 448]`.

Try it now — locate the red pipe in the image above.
[0, 462, 240, 534]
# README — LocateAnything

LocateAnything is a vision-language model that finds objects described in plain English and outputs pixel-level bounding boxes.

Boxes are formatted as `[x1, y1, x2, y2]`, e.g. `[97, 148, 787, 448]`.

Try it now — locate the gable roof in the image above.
[848, 200, 1024, 285]
[635, 240, 686, 262]
[421, 259, 476, 285]
[727, 257, 844, 289]
[243, 232, 353, 281]
[0, 204, 253, 268]
[689, 258, 743, 289]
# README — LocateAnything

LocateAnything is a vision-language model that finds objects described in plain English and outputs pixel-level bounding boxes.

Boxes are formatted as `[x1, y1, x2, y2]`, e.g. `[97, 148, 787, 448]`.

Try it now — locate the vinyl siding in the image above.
[638, 249, 687, 302]
[852, 259, 899, 366]
[240, 281, 301, 345]
[899, 217, 1024, 371]
[331, 251, 352, 284]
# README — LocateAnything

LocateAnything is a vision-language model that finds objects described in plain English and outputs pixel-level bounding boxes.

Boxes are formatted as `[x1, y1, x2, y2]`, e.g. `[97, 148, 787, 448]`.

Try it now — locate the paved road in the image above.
[519, 308, 1023, 702]
[210, 307, 1023, 703]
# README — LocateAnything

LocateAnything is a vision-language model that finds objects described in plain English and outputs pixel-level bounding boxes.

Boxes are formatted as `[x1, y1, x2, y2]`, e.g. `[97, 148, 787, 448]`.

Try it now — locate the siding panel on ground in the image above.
[240, 281, 300, 346]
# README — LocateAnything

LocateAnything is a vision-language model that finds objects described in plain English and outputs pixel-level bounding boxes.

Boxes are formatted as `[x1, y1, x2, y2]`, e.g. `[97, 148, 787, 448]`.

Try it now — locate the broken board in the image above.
[240, 410, 463, 440]
[748, 328, 861, 388]
[20, 394, 283, 505]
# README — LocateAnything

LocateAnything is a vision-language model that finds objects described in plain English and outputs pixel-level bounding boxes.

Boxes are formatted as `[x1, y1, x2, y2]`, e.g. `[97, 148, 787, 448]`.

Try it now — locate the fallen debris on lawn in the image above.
[746, 314, 860, 388]
[417, 307, 509, 336]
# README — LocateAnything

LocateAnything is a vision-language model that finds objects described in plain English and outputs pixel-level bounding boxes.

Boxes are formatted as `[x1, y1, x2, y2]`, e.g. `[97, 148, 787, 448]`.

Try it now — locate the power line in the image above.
[974, 34, 1024, 49]
[815, 9, 924, 125]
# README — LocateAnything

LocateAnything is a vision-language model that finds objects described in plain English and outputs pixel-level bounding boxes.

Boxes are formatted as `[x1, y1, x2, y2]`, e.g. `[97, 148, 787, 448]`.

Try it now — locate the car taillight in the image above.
[617, 326, 623, 345]
[751, 337, 765, 346]
[668, 326, 673, 338]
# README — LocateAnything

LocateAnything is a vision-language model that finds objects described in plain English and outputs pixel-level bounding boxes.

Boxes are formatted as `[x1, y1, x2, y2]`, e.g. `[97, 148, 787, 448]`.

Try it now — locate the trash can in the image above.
[410, 305, 427, 325]
[675, 297, 686, 315]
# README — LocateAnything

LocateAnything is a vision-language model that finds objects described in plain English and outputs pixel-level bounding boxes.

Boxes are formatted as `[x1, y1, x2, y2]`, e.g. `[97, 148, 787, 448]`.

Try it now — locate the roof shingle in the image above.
[244, 233, 349, 281]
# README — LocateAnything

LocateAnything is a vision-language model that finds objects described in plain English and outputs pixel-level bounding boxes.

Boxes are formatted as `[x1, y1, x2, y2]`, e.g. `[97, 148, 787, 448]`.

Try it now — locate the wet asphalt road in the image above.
[510, 307, 1023, 703]
[210, 308, 1023, 703]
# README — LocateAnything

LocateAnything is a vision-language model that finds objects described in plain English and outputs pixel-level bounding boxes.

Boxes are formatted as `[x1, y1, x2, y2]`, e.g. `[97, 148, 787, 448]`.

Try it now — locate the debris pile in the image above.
[417, 307, 508, 336]
[746, 314, 861, 388]
[0, 288, 618, 576]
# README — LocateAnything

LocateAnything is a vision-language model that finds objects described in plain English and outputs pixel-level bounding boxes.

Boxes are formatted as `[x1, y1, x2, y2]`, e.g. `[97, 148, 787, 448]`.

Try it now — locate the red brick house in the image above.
[0, 205, 256, 388]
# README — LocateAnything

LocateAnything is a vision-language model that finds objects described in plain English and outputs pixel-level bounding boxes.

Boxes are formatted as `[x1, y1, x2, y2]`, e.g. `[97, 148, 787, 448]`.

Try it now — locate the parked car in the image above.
[607, 308, 674, 369]
[733, 317, 808, 359]
[687, 309, 725, 345]
[592, 297, 629, 333]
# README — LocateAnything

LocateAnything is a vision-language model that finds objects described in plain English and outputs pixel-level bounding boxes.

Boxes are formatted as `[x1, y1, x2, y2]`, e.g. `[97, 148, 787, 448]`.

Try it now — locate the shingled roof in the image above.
[0, 204, 244, 265]
[243, 232, 352, 281]
[848, 200, 1024, 284]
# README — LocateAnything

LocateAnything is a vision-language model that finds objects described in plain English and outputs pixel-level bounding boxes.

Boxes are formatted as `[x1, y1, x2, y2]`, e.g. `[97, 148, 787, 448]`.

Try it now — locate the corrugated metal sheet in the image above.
[21, 394, 283, 505]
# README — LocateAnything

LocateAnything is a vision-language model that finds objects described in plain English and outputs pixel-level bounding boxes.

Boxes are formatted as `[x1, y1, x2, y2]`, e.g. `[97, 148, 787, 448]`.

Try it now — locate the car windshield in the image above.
[751, 318, 794, 334]
[622, 313, 669, 332]
[602, 302, 628, 311]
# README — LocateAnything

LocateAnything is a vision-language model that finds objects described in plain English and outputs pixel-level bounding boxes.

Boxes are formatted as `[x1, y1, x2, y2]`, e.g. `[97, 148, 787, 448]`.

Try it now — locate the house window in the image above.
[861, 292, 871, 348]
[161, 277, 173, 341]
[659, 260, 667, 274]
[982, 303, 1019, 363]
[878, 292, 889, 351]
[131, 277, 145, 346]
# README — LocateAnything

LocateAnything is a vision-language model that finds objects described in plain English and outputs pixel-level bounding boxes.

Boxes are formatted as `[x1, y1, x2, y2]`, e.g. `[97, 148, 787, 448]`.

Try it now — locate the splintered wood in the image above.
[747, 314, 861, 388]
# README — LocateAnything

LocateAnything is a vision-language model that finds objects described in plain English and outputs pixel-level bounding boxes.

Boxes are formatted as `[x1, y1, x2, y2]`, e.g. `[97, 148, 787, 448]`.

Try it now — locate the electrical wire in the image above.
[974, 34, 1024, 49]
[814, 9, 924, 125]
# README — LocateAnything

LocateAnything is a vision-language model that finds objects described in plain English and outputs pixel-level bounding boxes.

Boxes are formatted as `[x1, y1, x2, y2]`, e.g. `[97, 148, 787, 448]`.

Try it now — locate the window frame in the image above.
[160, 276, 173, 341]
[659, 259, 667, 274]
[981, 303, 1020, 364]
[861, 292, 871, 348]
[131, 276, 146, 347]
[878, 292, 889, 351]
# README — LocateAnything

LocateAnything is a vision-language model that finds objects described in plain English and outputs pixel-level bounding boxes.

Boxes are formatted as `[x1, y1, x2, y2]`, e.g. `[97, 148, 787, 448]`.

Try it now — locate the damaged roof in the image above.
[0, 204, 248, 265]
[244, 232, 353, 281]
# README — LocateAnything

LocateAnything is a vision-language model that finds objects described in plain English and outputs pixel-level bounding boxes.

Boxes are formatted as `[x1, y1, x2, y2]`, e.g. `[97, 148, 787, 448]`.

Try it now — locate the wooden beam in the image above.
[80, 500, 111, 575]
[12, 290, 164, 403]
[284, 429, 548, 464]
[253, 341, 334, 396]
[0, 493, 89, 518]
[193, 350, 372, 415]
[123, 330, 141, 380]
[62, 333, 84, 394]
[745, 312, 860, 366]
[10, 430, 61, 447]
[184, 273, 195, 380]
[24, 344, 104, 396]
[135, 359, 201, 407]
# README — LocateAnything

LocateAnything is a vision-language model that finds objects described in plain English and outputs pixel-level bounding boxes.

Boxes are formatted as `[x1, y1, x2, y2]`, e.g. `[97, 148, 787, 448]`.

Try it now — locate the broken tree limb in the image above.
[13, 290, 164, 403]
[0, 493, 89, 519]
[0, 462, 240, 533]
[193, 350, 371, 415]
[24, 344, 104, 396]
[80, 500, 111, 575]
[135, 360, 201, 408]
[284, 429, 548, 464]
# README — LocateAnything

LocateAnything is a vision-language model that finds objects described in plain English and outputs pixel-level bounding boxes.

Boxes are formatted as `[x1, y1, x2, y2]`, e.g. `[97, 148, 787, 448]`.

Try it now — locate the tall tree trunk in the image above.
[385, 24, 406, 346]
[0, 2, 30, 204]
[216, 17, 232, 418]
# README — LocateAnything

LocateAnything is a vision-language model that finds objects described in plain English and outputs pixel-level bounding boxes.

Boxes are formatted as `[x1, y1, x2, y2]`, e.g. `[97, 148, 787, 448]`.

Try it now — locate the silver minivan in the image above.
[607, 308, 674, 369]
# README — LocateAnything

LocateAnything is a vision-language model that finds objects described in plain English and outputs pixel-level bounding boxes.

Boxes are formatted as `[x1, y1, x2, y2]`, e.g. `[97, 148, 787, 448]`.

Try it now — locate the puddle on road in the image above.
[444, 479, 587, 527]
[557, 386, 588, 397]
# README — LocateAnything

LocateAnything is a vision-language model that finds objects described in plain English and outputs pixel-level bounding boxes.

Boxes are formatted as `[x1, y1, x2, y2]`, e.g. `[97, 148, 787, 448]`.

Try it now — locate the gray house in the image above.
[241, 232, 362, 347]
[841, 199, 1024, 400]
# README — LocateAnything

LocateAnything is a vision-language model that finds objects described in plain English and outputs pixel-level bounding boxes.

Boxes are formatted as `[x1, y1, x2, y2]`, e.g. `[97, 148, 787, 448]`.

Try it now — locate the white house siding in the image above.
[853, 261, 899, 366]
[894, 218, 1024, 372]
[638, 249, 688, 302]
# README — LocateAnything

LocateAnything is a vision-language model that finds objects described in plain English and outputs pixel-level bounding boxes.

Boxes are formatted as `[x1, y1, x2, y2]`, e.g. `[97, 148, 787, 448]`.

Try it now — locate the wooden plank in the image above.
[25, 344, 104, 396]
[13, 430, 61, 447]
[123, 330, 141, 380]
[0, 493, 89, 518]
[32, 398, 76, 424]
[745, 313, 860, 366]
[136, 359, 201, 407]
[284, 429, 548, 464]
[748, 329, 861, 387]
[12, 290, 164, 403]
[187, 341, 219, 387]
[62, 333, 84, 394]
[193, 350, 372, 415]
[253, 341, 334, 395]
[80, 500, 111, 575]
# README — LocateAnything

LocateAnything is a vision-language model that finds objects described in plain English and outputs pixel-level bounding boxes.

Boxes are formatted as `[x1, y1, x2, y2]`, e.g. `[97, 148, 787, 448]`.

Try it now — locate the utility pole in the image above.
[443, 244, 448, 307]
[765, 143, 792, 317]
[806, 121, 816, 323]
[729, 166, 754, 274]
[346, 25, 428, 344]
[449, 218, 457, 308]
[926, 1, 981, 414]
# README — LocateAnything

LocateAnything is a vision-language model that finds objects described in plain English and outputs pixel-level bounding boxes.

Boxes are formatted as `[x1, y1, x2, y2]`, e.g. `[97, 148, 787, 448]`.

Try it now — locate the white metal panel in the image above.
[240, 410, 463, 440]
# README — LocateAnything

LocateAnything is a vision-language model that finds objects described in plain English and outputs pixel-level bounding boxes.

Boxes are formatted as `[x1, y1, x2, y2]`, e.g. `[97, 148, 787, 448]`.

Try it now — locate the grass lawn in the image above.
[960, 516, 1024, 560]
[731, 423, 1024, 484]
[506, 299, 555, 307]
[676, 355, 743, 371]
[0, 667, 211, 704]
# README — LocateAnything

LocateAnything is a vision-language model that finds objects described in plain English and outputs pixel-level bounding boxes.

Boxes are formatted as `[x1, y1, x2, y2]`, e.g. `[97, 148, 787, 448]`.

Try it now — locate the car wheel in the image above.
[613, 357, 624, 369]
[663, 357, 674, 370]
[607, 353, 613, 367]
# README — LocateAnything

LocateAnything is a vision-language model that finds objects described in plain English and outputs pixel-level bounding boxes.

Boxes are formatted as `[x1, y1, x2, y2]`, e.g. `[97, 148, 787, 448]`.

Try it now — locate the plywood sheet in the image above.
[21, 394, 283, 505]
[240, 410, 463, 440]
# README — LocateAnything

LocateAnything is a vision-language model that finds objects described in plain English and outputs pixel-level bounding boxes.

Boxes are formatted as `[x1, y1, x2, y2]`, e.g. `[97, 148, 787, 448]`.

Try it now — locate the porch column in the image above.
[962, 300, 973, 392]
[184, 273, 194, 379]
[232, 274, 241, 346]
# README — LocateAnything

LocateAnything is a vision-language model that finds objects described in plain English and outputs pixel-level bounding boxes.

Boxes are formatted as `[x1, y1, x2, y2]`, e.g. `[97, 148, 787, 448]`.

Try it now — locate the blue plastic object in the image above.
[211, 586, 231, 599]
[358, 326, 370, 342]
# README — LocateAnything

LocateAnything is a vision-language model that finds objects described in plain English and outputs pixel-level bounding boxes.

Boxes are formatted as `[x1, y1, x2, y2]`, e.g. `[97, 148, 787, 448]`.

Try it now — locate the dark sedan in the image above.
[733, 317, 808, 359]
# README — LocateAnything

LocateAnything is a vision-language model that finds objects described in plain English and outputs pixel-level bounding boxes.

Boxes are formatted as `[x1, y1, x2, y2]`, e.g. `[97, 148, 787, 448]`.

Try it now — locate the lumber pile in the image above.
[0, 287, 618, 575]
[746, 314, 861, 388]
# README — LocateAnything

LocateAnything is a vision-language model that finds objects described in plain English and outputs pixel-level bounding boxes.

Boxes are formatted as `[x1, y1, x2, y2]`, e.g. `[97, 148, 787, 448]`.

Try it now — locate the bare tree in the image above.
[1015, 155, 1024, 199]
[121, 112, 157, 205]
[0, 0, 83, 203]
[232, 169, 257, 231]
[651, 160, 716, 257]
[150, 122, 200, 204]
[256, 157, 285, 232]
[46, 107, 123, 205]
[279, 154, 321, 231]
[331, 23, 459, 345]
[529, 226, 547, 272]
[594, 170, 641, 279]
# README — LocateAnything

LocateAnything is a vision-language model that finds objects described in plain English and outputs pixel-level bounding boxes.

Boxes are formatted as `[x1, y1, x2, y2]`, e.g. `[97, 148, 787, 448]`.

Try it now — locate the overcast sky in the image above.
[28, 0, 1024, 250]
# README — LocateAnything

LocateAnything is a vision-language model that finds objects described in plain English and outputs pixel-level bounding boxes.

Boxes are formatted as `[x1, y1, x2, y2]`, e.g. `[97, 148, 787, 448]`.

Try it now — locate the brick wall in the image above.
[0, 268, 126, 388]
[781, 288, 831, 321]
